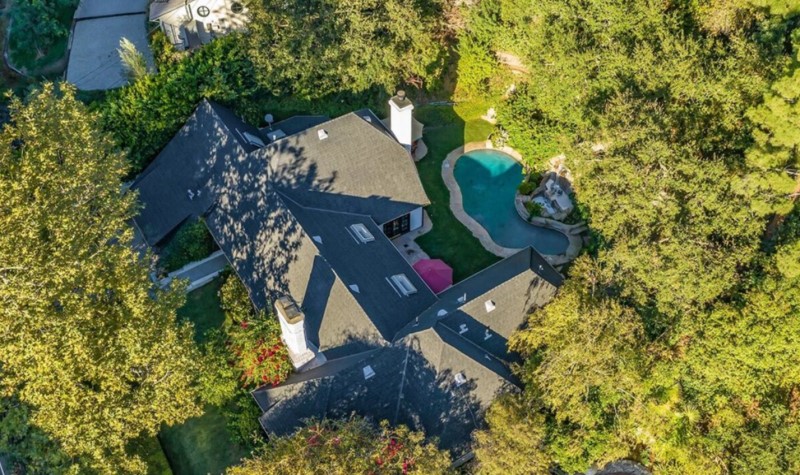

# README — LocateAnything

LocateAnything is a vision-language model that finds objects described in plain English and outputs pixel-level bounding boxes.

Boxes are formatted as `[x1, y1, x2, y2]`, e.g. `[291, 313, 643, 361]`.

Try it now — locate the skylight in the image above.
[389, 274, 417, 297]
[349, 223, 375, 243]
[363, 365, 375, 380]
[243, 131, 265, 147]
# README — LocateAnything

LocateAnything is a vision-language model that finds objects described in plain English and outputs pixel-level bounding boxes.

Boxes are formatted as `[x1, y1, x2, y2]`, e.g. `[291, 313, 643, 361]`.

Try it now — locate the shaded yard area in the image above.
[161, 277, 248, 475]
[159, 404, 247, 475]
[6, 1, 76, 74]
[415, 101, 500, 282]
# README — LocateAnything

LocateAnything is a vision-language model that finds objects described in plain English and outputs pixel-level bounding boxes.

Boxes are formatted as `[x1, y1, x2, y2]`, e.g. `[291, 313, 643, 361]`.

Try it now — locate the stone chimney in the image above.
[389, 90, 414, 151]
[275, 296, 315, 369]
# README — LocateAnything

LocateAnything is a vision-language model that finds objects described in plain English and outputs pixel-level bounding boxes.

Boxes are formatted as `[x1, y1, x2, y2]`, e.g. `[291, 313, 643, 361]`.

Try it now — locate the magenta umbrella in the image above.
[412, 259, 453, 294]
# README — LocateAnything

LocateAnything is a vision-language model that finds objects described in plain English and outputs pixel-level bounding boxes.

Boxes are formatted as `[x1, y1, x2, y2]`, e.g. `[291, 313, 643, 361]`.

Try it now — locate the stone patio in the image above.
[391, 210, 433, 265]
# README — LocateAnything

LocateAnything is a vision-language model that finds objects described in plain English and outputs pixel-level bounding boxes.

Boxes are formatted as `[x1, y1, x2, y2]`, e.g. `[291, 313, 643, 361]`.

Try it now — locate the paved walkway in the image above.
[391, 210, 433, 265]
[160, 250, 228, 292]
[442, 141, 583, 266]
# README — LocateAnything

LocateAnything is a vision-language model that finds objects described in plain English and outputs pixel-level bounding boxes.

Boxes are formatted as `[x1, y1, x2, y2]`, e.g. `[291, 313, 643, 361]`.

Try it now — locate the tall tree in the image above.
[0, 83, 202, 474]
[228, 417, 452, 474]
[244, 0, 451, 99]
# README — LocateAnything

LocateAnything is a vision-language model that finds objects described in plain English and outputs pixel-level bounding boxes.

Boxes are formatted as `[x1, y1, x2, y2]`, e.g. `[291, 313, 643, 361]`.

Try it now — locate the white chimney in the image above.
[275, 296, 315, 369]
[389, 90, 414, 151]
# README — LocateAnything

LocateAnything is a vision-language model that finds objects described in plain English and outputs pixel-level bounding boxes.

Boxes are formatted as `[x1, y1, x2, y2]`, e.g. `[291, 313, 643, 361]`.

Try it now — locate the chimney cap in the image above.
[389, 90, 413, 110]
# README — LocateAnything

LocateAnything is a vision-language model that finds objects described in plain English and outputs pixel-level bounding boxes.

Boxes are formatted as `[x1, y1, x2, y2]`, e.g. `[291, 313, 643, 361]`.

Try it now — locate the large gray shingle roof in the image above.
[261, 112, 430, 224]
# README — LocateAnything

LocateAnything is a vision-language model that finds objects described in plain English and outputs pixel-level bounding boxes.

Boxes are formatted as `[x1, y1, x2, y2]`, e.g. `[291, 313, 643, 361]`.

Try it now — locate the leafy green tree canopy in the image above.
[0, 83, 202, 474]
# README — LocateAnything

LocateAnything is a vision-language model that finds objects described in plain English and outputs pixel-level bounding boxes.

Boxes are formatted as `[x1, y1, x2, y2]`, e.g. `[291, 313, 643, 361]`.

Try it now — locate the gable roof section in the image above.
[255, 324, 515, 453]
[260, 112, 430, 224]
[131, 99, 255, 245]
[205, 179, 384, 355]
[282, 198, 438, 343]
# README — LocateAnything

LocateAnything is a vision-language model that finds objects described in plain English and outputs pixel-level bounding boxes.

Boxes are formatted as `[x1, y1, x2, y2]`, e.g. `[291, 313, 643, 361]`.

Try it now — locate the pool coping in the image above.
[442, 141, 583, 265]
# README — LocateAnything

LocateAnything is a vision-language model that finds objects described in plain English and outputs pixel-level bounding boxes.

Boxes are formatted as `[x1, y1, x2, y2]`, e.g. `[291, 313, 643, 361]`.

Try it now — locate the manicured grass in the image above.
[415, 101, 501, 282]
[162, 279, 247, 474]
[177, 277, 226, 343]
[159, 405, 247, 475]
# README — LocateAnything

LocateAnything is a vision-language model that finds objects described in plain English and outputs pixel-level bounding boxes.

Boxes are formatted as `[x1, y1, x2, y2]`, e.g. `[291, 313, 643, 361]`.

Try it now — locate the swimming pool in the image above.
[453, 149, 570, 255]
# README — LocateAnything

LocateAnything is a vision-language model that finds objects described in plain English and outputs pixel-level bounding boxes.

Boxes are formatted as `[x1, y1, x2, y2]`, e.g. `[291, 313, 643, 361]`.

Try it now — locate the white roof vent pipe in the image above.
[318, 129, 328, 140]
[388, 90, 413, 152]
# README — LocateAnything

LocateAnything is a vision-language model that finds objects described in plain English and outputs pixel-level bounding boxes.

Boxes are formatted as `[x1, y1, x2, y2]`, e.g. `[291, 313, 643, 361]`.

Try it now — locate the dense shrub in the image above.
[524, 201, 543, 219]
[159, 218, 217, 273]
[517, 180, 535, 195]
[219, 275, 293, 388]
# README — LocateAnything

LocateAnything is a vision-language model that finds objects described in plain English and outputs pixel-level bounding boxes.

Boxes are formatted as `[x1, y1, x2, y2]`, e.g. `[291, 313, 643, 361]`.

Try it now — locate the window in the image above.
[197, 5, 210, 17]
[350, 223, 374, 243]
[389, 274, 417, 296]
[383, 213, 410, 238]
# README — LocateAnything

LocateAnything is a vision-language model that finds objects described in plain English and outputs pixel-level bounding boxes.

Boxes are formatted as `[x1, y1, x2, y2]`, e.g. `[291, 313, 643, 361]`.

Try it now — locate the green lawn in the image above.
[415, 101, 501, 282]
[159, 405, 248, 475]
[161, 278, 248, 475]
[177, 277, 227, 344]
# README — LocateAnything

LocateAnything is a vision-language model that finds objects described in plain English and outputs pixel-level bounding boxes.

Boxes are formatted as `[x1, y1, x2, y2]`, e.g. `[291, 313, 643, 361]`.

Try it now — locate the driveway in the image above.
[66, 0, 154, 90]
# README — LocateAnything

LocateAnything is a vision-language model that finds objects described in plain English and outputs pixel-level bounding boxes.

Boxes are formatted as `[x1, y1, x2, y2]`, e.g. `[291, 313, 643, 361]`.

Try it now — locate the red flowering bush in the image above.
[227, 316, 293, 387]
[220, 274, 293, 388]
[227, 417, 451, 475]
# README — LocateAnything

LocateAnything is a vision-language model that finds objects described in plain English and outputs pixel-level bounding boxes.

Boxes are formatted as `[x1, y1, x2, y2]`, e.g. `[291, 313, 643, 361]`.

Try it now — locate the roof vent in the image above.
[312, 235, 323, 244]
[362, 115, 372, 123]
[349, 284, 360, 293]
[436, 309, 448, 317]
[457, 293, 467, 304]
[318, 129, 328, 140]
[458, 323, 468, 335]
[454, 372, 467, 387]
[349, 223, 375, 243]
[484, 328, 492, 340]
[389, 274, 417, 297]
[485, 300, 496, 313]
[363, 365, 375, 380]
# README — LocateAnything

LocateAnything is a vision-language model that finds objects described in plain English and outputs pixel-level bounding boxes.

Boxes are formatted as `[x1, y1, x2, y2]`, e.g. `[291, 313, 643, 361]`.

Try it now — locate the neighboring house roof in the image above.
[149, 0, 188, 20]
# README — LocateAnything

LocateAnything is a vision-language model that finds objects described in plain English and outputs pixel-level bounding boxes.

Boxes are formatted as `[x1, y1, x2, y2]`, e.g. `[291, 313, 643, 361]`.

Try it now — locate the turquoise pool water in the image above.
[454, 150, 570, 255]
